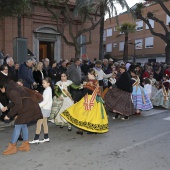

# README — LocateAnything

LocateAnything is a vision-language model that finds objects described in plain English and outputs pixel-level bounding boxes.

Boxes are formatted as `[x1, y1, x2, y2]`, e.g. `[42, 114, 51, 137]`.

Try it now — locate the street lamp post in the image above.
[128, 42, 141, 63]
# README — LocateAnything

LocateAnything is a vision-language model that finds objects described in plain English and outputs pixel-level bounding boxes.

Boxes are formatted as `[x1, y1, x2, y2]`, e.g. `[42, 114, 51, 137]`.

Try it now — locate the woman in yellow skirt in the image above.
[60, 68, 109, 135]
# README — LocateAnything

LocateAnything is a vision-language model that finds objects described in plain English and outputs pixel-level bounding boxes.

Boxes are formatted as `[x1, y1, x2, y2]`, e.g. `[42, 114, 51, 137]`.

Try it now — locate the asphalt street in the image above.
[0, 108, 170, 170]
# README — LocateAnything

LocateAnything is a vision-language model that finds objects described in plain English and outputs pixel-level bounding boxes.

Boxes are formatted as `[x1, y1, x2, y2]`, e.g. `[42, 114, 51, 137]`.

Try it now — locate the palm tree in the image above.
[75, 0, 130, 60]
[118, 22, 136, 62]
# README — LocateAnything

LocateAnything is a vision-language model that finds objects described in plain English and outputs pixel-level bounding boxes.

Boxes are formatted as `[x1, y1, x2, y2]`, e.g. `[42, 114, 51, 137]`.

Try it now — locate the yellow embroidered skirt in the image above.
[60, 95, 109, 133]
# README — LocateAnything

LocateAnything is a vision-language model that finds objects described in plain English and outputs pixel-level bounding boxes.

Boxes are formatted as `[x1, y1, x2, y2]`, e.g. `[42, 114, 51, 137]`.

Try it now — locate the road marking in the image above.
[119, 131, 170, 153]
[141, 109, 166, 117]
[163, 117, 170, 121]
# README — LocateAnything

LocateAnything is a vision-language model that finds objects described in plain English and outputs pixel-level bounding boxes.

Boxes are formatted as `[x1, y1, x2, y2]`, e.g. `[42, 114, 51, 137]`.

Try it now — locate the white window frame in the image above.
[106, 28, 112, 37]
[106, 43, 112, 52]
[119, 42, 125, 51]
[113, 43, 117, 48]
[145, 37, 154, 48]
[166, 15, 170, 26]
[78, 35, 86, 56]
[146, 19, 154, 29]
[136, 21, 143, 31]
[135, 39, 143, 49]
[114, 26, 117, 31]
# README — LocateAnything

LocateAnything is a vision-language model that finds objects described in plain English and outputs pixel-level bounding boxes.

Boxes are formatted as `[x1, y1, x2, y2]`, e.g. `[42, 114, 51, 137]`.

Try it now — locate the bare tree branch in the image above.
[137, 15, 167, 42]
[147, 13, 168, 34]
[157, 0, 170, 16]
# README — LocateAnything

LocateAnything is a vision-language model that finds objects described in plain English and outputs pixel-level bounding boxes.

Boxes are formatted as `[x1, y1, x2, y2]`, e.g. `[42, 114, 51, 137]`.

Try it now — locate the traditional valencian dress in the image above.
[101, 77, 116, 99]
[149, 77, 158, 99]
[152, 80, 170, 109]
[132, 76, 153, 111]
[60, 79, 109, 133]
[49, 80, 79, 127]
[104, 71, 135, 116]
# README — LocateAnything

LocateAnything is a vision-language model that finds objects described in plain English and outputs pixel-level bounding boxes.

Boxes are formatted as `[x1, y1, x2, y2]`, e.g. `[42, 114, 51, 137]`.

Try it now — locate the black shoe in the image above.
[112, 113, 120, 120]
[76, 131, 83, 135]
[60, 125, 64, 128]
[18, 134, 23, 141]
[121, 116, 129, 120]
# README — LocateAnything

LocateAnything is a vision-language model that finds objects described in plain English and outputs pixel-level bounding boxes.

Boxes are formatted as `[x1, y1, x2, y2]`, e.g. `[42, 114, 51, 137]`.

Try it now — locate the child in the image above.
[61, 68, 108, 135]
[152, 74, 170, 109]
[49, 72, 80, 131]
[131, 69, 153, 115]
[144, 78, 152, 99]
[29, 77, 52, 144]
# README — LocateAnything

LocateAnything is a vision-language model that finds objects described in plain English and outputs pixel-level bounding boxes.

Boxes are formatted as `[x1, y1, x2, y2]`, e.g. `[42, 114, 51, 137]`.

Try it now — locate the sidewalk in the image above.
[0, 121, 14, 129]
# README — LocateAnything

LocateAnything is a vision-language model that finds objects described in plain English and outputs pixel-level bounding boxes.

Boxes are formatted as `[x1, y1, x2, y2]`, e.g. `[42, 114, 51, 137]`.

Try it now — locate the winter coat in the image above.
[18, 62, 35, 88]
[67, 64, 81, 85]
[6, 81, 42, 124]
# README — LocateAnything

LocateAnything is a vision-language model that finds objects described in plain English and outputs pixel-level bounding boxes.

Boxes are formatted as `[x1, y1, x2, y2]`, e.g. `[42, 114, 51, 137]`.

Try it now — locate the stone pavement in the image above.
[0, 108, 170, 170]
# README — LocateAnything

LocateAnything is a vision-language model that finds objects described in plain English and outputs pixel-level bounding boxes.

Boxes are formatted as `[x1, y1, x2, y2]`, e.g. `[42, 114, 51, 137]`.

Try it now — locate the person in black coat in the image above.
[104, 65, 135, 120]
[0, 64, 11, 121]
[81, 60, 90, 76]
[154, 67, 163, 82]
[48, 60, 60, 85]
[33, 62, 45, 94]
[42, 58, 50, 77]
[58, 61, 67, 74]
[6, 57, 18, 82]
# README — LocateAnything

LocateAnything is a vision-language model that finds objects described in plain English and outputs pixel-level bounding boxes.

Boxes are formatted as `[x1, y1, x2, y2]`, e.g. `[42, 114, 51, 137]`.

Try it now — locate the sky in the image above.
[117, 0, 145, 13]
[125, 0, 144, 8]
[105, 0, 145, 18]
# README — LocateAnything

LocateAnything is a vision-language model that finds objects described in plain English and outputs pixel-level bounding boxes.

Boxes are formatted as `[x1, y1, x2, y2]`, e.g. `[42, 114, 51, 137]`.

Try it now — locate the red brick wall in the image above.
[0, 3, 100, 62]
[104, 1, 169, 60]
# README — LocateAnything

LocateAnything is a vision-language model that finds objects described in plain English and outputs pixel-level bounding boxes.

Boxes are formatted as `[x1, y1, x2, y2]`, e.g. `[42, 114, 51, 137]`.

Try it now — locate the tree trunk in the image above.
[165, 44, 170, 63]
[99, 17, 104, 60]
[123, 34, 128, 62]
[75, 45, 81, 58]
[18, 15, 22, 38]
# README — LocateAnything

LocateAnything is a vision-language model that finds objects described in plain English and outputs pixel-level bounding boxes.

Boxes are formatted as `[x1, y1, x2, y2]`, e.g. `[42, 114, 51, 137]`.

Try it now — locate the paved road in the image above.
[0, 108, 170, 170]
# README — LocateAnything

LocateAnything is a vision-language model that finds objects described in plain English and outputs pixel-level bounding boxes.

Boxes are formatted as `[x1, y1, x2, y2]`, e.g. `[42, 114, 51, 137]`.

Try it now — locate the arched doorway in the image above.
[33, 25, 61, 62]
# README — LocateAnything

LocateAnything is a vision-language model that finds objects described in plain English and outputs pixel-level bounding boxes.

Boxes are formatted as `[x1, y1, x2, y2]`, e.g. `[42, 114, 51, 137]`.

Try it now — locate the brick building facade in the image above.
[104, 1, 170, 64]
[0, 2, 100, 63]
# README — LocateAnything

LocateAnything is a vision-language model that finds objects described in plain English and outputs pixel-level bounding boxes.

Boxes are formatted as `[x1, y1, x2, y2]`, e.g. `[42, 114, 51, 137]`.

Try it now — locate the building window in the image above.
[135, 39, 143, 49]
[114, 26, 117, 31]
[166, 15, 170, 26]
[78, 35, 86, 55]
[113, 43, 117, 48]
[119, 42, 125, 51]
[145, 37, 154, 48]
[103, 30, 106, 41]
[136, 21, 143, 31]
[146, 19, 154, 29]
[106, 43, 112, 52]
[106, 28, 112, 37]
